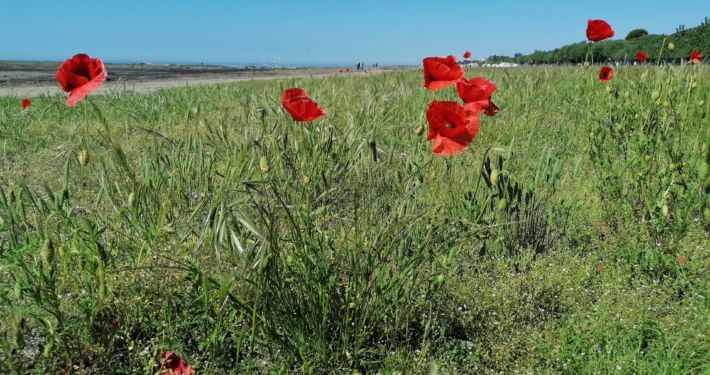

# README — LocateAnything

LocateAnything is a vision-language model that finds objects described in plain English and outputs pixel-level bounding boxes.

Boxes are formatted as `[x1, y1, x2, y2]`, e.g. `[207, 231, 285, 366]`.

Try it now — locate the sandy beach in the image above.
[0, 61, 403, 98]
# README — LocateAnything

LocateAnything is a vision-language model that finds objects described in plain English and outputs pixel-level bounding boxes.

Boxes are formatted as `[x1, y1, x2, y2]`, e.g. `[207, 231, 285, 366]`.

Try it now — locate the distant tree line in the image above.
[513, 18, 709, 65]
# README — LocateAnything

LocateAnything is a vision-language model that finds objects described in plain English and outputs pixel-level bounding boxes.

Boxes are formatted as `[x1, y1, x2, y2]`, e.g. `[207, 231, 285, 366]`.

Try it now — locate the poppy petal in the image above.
[281, 88, 328, 122]
[598, 66, 613, 83]
[586, 19, 615, 42]
[66, 68, 106, 106]
[690, 50, 703, 64]
[423, 56, 465, 91]
[484, 101, 499, 117]
[425, 100, 480, 156]
[159, 351, 195, 375]
[55, 54, 107, 106]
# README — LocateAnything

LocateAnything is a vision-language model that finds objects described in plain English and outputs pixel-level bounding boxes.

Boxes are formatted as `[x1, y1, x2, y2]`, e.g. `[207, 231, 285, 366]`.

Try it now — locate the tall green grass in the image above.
[1, 65, 709, 374]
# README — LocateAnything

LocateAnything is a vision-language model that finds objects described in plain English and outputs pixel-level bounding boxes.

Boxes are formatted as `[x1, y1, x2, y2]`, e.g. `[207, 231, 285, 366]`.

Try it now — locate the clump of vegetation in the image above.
[516, 17, 710, 64]
[1, 61, 710, 374]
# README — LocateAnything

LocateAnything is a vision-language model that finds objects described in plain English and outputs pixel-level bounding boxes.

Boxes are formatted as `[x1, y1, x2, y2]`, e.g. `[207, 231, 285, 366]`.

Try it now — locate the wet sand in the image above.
[0, 61, 403, 98]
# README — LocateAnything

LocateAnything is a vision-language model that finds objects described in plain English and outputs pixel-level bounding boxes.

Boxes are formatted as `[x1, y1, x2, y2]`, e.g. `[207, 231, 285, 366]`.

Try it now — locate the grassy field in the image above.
[1, 64, 710, 374]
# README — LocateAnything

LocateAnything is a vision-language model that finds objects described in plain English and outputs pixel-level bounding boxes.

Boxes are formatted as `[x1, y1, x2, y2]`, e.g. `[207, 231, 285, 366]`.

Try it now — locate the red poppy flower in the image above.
[159, 351, 195, 375]
[690, 50, 703, 64]
[425, 100, 480, 156]
[677, 255, 687, 266]
[364, 70, 368, 74]
[339, 69, 343, 73]
[21, 99, 31, 108]
[281, 88, 328, 122]
[598, 265, 605, 272]
[346, 68, 350, 72]
[463, 51, 472, 59]
[599, 66, 613, 82]
[586, 19, 614, 42]
[455, 77, 499, 116]
[55, 53, 107, 106]
[423, 56, 465, 91]
[636, 52, 648, 62]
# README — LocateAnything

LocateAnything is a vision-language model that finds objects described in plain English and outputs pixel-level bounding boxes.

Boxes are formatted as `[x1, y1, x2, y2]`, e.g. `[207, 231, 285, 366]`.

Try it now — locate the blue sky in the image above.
[1, 0, 707, 66]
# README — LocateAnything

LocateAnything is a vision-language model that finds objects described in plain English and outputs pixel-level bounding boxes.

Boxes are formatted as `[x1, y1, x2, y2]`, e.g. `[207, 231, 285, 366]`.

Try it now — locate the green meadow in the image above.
[1, 65, 710, 374]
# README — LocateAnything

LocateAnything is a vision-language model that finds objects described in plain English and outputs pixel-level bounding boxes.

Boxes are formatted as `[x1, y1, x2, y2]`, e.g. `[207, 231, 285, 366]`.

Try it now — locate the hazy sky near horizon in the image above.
[1, 0, 708, 65]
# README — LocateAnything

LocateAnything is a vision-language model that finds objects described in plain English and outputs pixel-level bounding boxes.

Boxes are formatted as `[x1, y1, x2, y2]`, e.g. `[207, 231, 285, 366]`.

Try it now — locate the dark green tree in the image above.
[626, 28, 649, 40]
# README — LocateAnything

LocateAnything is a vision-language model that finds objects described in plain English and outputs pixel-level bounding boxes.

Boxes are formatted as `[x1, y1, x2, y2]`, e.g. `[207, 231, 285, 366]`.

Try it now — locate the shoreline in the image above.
[0, 61, 411, 98]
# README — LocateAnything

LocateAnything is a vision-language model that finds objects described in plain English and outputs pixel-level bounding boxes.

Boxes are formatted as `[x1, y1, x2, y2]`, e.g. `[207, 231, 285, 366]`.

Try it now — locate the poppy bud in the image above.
[692, 73, 698, 80]
[662, 204, 669, 217]
[490, 169, 500, 186]
[699, 100, 705, 106]
[436, 274, 445, 283]
[78, 149, 90, 167]
[640, 72, 647, 81]
[669, 163, 677, 170]
[286, 254, 294, 264]
[303, 175, 311, 184]
[663, 101, 671, 108]
[128, 191, 136, 207]
[667, 43, 675, 51]
[259, 156, 270, 173]
[583, 61, 590, 69]
[349, 302, 356, 309]
[651, 90, 661, 101]
[699, 163, 709, 180]
[497, 198, 509, 212]
[704, 207, 710, 219]
[691, 82, 698, 89]
[415, 125, 424, 136]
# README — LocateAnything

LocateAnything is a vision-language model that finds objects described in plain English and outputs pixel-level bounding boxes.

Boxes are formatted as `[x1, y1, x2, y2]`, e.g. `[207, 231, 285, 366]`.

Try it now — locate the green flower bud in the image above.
[497, 198, 509, 212]
[698, 162, 709, 180]
[259, 156, 270, 173]
[490, 169, 500, 186]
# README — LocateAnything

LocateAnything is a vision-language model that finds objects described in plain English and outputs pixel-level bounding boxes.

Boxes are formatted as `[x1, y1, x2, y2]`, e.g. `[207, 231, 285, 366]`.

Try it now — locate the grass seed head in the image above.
[259, 156, 270, 173]
[78, 149, 90, 167]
